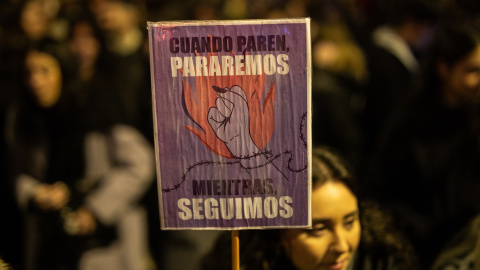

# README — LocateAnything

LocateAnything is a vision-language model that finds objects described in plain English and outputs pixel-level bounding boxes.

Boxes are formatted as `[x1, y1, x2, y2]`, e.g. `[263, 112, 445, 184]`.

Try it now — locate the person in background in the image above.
[0, 2, 62, 267]
[67, 14, 127, 133]
[363, 0, 442, 152]
[90, 0, 152, 140]
[5, 39, 154, 270]
[201, 147, 419, 270]
[309, 0, 369, 170]
[367, 22, 480, 267]
[20, 0, 58, 43]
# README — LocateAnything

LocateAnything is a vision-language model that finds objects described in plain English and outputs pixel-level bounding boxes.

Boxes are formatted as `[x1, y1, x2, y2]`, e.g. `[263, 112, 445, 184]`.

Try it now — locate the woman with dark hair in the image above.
[201, 147, 418, 270]
[5, 39, 154, 270]
[421, 23, 480, 106]
[67, 14, 127, 131]
[367, 22, 480, 267]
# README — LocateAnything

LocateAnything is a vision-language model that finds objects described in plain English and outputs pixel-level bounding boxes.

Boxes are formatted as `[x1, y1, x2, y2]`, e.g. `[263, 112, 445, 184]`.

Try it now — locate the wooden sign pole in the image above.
[232, 230, 240, 270]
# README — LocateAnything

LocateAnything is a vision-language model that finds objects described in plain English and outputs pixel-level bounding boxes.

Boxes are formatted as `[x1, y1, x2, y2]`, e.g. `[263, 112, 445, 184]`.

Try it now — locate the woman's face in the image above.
[440, 45, 480, 106]
[25, 51, 62, 108]
[94, 1, 136, 33]
[20, 1, 48, 40]
[70, 22, 100, 69]
[282, 181, 360, 270]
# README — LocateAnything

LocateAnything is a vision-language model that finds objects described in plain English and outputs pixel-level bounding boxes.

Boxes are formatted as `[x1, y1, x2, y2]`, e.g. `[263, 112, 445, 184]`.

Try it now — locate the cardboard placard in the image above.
[148, 18, 311, 229]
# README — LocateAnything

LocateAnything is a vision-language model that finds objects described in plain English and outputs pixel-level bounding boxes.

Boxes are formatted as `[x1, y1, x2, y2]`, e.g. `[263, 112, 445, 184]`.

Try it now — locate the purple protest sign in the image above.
[148, 19, 311, 230]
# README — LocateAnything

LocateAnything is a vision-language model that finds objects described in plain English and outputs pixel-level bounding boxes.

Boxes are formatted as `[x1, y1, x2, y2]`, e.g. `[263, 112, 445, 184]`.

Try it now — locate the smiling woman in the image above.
[201, 147, 419, 270]
[282, 182, 360, 270]
[281, 149, 360, 270]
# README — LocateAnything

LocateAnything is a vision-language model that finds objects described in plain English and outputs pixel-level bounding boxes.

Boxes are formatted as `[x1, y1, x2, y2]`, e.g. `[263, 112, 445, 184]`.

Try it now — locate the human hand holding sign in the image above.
[208, 85, 260, 161]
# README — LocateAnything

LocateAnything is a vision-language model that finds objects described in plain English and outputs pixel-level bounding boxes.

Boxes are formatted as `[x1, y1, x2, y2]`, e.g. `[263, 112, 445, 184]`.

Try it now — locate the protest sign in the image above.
[148, 18, 311, 229]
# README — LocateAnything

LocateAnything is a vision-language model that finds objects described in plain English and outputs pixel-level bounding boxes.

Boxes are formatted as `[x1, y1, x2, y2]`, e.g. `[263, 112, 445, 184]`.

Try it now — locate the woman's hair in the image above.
[311, 146, 357, 194]
[357, 200, 421, 269]
[201, 146, 356, 270]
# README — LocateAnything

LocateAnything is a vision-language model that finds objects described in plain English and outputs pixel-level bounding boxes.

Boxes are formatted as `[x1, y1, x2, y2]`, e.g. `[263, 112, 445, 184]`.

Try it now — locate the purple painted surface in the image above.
[148, 19, 310, 229]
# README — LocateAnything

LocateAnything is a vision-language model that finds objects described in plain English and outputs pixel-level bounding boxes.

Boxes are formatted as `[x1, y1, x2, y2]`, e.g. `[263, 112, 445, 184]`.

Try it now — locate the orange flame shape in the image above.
[183, 52, 276, 158]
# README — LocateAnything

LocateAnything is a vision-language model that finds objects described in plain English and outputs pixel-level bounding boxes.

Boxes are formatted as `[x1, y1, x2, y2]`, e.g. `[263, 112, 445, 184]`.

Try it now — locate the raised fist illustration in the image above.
[208, 85, 260, 160]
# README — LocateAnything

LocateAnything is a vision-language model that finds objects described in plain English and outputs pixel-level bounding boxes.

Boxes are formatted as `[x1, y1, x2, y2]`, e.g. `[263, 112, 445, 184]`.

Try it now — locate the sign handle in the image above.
[232, 230, 240, 270]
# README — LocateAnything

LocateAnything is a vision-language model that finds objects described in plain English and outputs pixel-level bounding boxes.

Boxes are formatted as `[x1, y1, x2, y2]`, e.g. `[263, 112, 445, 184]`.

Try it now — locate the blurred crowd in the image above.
[1, 0, 480, 269]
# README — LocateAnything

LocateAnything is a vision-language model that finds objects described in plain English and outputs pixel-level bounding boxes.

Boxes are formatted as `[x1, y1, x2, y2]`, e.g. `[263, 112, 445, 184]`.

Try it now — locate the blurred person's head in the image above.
[24, 41, 65, 108]
[309, 0, 368, 84]
[313, 37, 368, 83]
[25, 50, 62, 108]
[281, 147, 360, 270]
[69, 17, 102, 80]
[91, 0, 142, 34]
[20, 0, 50, 40]
[387, 0, 442, 51]
[20, 0, 59, 41]
[424, 23, 480, 107]
[89, 0, 144, 55]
